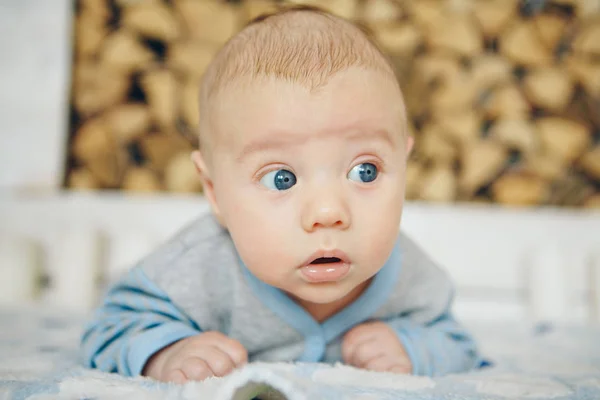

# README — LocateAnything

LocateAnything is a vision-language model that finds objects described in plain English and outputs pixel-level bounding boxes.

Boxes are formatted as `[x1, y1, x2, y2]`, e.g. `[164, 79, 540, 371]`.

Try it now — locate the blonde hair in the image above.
[197, 6, 398, 150]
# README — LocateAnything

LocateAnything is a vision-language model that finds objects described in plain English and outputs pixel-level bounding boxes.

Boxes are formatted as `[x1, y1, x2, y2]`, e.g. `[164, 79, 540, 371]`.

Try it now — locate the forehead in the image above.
[209, 67, 406, 151]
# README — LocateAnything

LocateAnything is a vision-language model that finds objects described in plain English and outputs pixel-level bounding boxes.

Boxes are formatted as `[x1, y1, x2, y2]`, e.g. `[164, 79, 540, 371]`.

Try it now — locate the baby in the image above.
[81, 7, 482, 383]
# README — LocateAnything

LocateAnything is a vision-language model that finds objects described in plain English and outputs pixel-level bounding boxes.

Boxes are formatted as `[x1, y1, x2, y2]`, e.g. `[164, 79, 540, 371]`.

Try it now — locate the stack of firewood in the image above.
[67, 0, 600, 208]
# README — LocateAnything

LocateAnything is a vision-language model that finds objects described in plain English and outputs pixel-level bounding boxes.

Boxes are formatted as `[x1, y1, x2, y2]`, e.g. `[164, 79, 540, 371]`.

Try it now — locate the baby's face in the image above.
[197, 67, 412, 305]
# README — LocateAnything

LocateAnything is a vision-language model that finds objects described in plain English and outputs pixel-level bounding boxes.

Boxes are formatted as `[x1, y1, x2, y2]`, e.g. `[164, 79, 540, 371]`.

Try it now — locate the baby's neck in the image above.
[294, 279, 372, 323]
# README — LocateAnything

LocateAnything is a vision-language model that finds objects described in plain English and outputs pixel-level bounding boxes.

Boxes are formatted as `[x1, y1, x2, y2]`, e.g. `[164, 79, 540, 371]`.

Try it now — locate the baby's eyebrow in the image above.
[236, 129, 395, 162]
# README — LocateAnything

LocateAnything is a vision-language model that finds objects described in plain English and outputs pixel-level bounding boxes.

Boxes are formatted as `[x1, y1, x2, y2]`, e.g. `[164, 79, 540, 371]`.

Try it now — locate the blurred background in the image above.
[61, 0, 600, 208]
[1, 0, 599, 205]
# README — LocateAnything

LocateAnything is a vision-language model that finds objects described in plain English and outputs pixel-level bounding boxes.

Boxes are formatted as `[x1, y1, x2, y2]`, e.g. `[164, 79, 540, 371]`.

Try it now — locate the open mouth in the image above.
[301, 253, 350, 283]
[310, 257, 342, 265]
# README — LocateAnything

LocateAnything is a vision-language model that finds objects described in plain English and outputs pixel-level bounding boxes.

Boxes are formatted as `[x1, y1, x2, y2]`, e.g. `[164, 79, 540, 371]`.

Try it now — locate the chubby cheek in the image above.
[215, 182, 298, 286]
[353, 177, 405, 269]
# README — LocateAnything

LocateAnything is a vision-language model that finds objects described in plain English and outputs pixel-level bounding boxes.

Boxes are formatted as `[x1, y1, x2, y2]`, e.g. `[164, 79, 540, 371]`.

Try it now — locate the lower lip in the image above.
[299, 262, 350, 283]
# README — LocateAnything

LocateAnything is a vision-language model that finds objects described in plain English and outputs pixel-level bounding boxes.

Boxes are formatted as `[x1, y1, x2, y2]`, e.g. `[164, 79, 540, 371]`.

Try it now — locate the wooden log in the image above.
[560, 87, 597, 127]
[572, 20, 600, 57]
[426, 14, 483, 58]
[72, 118, 112, 162]
[362, 0, 404, 25]
[419, 164, 458, 202]
[446, 0, 475, 13]
[500, 20, 553, 67]
[401, 70, 431, 120]
[551, 1, 579, 7]
[167, 41, 217, 79]
[173, 0, 238, 45]
[537, 118, 591, 163]
[523, 153, 565, 180]
[387, 53, 413, 88]
[79, 0, 111, 23]
[583, 194, 600, 208]
[574, 0, 600, 19]
[547, 173, 595, 207]
[242, 1, 280, 24]
[139, 132, 192, 171]
[75, 12, 108, 59]
[405, 160, 424, 200]
[72, 119, 126, 187]
[408, 1, 445, 31]
[430, 73, 477, 115]
[100, 30, 155, 73]
[469, 53, 513, 95]
[459, 139, 508, 194]
[436, 110, 481, 144]
[523, 66, 575, 111]
[373, 23, 423, 56]
[104, 104, 151, 144]
[414, 52, 462, 85]
[140, 69, 177, 130]
[122, 167, 163, 192]
[164, 151, 202, 193]
[67, 167, 100, 190]
[85, 151, 127, 188]
[565, 56, 600, 96]
[418, 124, 458, 163]
[583, 94, 600, 129]
[532, 13, 568, 51]
[472, 0, 519, 38]
[287, 0, 357, 20]
[489, 118, 539, 154]
[580, 146, 600, 180]
[73, 63, 130, 117]
[482, 83, 531, 119]
[121, 1, 181, 42]
[491, 172, 549, 206]
[181, 78, 200, 129]
[115, 0, 162, 6]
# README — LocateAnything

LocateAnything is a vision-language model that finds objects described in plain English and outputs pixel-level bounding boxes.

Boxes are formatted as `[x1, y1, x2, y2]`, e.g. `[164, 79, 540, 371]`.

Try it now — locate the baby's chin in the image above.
[250, 265, 374, 306]
[284, 280, 364, 305]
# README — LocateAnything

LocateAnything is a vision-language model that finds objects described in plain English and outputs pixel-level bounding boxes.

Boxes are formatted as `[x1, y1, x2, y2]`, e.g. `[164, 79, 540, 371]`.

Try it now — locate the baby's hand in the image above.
[342, 321, 412, 374]
[142, 331, 248, 383]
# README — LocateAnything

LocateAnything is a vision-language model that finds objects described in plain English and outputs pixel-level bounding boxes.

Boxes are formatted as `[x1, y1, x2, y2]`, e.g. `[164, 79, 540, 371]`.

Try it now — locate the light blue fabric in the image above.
[388, 313, 481, 376]
[80, 268, 201, 376]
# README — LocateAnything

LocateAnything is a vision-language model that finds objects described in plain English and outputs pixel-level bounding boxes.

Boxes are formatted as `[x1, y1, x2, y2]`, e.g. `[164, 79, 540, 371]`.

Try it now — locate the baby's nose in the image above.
[301, 191, 350, 232]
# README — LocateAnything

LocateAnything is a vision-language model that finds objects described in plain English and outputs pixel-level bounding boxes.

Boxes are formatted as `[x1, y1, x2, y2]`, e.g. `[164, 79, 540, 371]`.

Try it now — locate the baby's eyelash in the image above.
[351, 157, 385, 172]
[253, 164, 292, 182]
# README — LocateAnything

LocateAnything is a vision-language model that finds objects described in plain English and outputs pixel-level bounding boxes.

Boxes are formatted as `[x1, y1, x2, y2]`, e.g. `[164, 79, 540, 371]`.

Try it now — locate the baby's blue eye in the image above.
[260, 169, 297, 191]
[348, 163, 378, 183]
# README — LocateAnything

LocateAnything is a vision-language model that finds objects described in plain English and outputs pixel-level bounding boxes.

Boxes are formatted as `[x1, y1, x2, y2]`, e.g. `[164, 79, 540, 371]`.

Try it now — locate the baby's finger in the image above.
[180, 357, 214, 381]
[342, 324, 377, 351]
[348, 338, 386, 367]
[389, 363, 412, 374]
[364, 354, 396, 372]
[201, 346, 237, 377]
[165, 369, 187, 384]
[206, 336, 248, 367]
[342, 330, 372, 363]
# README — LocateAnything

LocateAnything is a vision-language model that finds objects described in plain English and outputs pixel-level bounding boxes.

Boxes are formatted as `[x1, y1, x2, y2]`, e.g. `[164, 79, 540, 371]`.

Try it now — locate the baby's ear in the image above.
[191, 151, 225, 225]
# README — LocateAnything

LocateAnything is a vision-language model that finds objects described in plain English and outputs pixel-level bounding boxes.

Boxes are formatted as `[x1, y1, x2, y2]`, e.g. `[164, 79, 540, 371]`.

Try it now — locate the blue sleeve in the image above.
[386, 312, 482, 377]
[80, 267, 201, 376]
